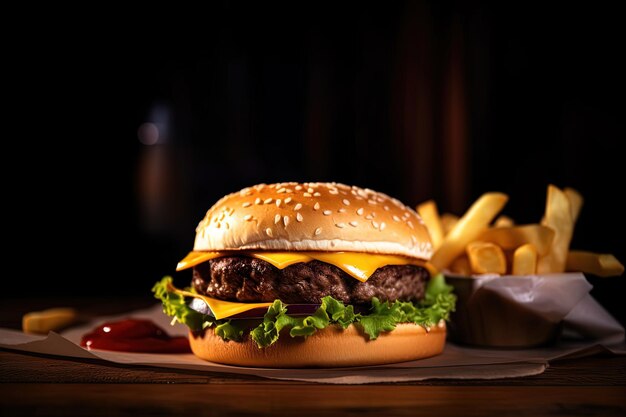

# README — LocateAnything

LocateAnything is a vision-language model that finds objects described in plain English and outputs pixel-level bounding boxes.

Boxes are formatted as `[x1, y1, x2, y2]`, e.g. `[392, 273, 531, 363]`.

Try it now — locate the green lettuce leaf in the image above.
[152, 277, 209, 331]
[152, 273, 457, 349]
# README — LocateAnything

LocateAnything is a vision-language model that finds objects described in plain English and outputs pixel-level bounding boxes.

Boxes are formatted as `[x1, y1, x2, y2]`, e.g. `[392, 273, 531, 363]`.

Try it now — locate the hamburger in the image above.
[153, 182, 455, 367]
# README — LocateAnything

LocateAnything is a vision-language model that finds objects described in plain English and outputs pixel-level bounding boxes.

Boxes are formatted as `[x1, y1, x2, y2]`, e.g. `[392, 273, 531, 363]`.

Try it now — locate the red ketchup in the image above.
[80, 318, 191, 353]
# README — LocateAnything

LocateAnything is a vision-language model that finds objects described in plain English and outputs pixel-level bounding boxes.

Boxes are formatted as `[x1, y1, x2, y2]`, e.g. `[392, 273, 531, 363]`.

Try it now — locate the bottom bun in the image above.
[189, 322, 446, 368]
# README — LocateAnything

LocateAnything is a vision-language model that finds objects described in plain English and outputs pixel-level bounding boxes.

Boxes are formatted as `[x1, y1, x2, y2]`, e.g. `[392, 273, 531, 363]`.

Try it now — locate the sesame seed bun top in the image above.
[193, 182, 433, 260]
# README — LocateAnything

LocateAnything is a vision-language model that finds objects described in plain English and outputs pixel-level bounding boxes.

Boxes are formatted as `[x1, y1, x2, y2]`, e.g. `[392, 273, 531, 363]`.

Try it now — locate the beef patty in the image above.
[192, 256, 429, 305]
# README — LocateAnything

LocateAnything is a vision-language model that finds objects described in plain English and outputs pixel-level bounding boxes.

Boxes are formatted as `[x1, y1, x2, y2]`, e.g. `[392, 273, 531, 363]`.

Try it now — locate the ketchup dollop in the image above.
[80, 318, 191, 353]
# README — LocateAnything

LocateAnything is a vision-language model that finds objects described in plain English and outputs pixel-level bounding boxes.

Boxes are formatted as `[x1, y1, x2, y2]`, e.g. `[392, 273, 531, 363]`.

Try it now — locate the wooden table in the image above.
[2, 297, 625, 417]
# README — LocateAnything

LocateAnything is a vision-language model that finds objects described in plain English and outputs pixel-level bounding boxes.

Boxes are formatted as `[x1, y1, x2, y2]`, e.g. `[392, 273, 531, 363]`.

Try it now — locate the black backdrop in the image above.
[6, 2, 625, 325]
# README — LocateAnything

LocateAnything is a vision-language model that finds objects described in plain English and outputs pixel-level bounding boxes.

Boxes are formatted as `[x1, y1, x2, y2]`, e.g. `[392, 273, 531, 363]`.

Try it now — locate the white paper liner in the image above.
[446, 272, 625, 347]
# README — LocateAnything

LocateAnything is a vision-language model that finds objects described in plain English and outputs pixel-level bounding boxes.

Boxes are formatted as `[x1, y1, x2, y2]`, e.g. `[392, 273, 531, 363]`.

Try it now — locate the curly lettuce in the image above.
[152, 274, 456, 348]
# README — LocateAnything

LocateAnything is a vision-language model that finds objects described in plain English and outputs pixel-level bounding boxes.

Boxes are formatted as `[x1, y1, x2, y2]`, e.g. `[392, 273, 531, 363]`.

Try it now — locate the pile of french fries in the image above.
[418, 185, 624, 277]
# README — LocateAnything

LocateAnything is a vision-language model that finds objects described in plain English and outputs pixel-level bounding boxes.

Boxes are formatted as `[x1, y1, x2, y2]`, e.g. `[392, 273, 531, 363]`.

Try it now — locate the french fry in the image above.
[23, 308, 78, 334]
[449, 255, 472, 276]
[513, 244, 538, 275]
[537, 185, 574, 274]
[416, 200, 445, 250]
[494, 215, 514, 228]
[566, 251, 624, 277]
[431, 192, 508, 271]
[441, 213, 459, 235]
[478, 225, 555, 256]
[466, 241, 507, 274]
[564, 187, 584, 223]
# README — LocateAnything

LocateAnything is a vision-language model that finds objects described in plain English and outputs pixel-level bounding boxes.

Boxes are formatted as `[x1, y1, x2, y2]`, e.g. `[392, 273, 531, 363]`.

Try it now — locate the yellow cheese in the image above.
[177, 251, 224, 270]
[177, 250, 431, 282]
[168, 285, 272, 320]
[202, 296, 272, 320]
[250, 252, 314, 268]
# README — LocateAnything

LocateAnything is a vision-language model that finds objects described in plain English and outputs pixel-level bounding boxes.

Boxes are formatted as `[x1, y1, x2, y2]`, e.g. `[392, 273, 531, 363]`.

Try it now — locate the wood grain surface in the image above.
[2, 296, 625, 417]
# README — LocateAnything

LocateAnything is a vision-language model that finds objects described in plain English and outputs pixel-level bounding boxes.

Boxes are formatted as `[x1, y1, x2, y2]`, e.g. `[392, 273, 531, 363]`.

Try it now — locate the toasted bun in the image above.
[194, 182, 433, 260]
[189, 322, 446, 368]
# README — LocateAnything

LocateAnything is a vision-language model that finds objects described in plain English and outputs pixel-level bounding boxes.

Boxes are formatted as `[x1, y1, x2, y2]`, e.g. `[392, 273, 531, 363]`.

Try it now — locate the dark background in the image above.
[6, 2, 625, 325]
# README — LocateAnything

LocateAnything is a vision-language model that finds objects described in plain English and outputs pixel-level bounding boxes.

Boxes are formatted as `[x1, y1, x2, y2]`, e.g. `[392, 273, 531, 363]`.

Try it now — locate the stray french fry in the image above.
[416, 200, 445, 250]
[494, 215, 514, 228]
[564, 187, 584, 223]
[431, 192, 508, 271]
[450, 255, 472, 276]
[441, 213, 459, 235]
[23, 308, 77, 334]
[478, 225, 555, 256]
[566, 251, 624, 277]
[466, 241, 507, 274]
[537, 185, 574, 274]
[513, 244, 538, 275]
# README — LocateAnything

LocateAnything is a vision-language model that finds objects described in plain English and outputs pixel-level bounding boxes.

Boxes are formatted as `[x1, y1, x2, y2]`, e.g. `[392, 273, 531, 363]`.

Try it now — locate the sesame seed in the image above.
[372, 221, 380, 229]
[380, 222, 386, 231]
[365, 214, 373, 220]
[303, 192, 312, 197]
[313, 202, 320, 210]
[314, 227, 322, 236]
[356, 208, 364, 216]
[384, 206, 390, 211]
[349, 221, 358, 227]
[296, 212, 303, 222]
[285, 189, 293, 193]
[277, 188, 286, 193]
[323, 210, 332, 216]
[313, 192, 321, 197]
[283, 216, 290, 227]
[342, 199, 350, 206]
[371, 212, 377, 217]
[219, 213, 225, 221]
[351, 190, 358, 196]
[329, 189, 338, 195]
[255, 198, 262, 205]
[294, 203, 303, 211]
[265, 228, 274, 237]
[242, 202, 252, 208]
[393, 215, 401, 222]
[276, 199, 282, 207]
[264, 198, 273, 204]
[307, 187, 314, 193]
[274, 214, 281, 224]
[216, 222, 221, 228]
[368, 199, 377, 205]
[225, 222, 230, 229]
[295, 185, 303, 191]
[338, 208, 346, 213]
[335, 222, 346, 228]
[284, 197, 292, 204]
[407, 221, 414, 229]
[244, 214, 253, 221]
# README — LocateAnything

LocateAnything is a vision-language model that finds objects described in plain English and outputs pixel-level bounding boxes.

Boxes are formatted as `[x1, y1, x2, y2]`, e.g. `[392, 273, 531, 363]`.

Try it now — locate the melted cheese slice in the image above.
[202, 296, 272, 320]
[177, 250, 431, 282]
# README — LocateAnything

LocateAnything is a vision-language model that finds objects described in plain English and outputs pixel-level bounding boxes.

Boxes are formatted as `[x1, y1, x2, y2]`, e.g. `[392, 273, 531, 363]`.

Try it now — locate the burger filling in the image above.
[153, 262, 456, 349]
[192, 257, 428, 305]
